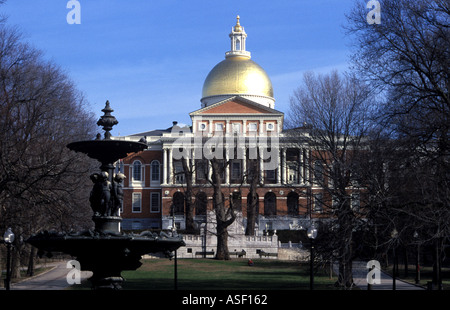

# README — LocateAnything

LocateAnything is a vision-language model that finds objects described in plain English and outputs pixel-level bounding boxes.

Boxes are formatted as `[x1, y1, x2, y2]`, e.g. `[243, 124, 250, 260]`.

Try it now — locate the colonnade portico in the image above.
[160, 142, 310, 187]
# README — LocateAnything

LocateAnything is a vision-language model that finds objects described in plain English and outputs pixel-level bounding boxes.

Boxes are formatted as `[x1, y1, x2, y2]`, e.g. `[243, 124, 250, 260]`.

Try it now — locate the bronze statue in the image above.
[100, 171, 111, 216]
[89, 173, 103, 216]
[110, 173, 126, 216]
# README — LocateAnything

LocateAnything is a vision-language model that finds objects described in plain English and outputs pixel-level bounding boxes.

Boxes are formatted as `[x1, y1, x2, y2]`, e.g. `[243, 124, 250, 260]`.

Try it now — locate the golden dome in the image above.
[201, 55, 274, 100]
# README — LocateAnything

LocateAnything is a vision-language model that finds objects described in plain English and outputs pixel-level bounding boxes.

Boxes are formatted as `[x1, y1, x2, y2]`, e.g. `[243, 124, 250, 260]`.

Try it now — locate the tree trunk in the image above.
[245, 159, 259, 236]
[26, 246, 35, 277]
[403, 246, 409, 277]
[336, 199, 354, 288]
[210, 158, 235, 260]
[432, 239, 442, 289]
[337, 236, 353, 288]
[11, 243, 21, 280]
[216, 221, 230, 260]
[182, 158, 196, 233]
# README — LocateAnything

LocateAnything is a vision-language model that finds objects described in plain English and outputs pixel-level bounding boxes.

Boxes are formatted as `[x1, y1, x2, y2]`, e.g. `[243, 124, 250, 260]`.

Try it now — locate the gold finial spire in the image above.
[234, 15, 242, 32]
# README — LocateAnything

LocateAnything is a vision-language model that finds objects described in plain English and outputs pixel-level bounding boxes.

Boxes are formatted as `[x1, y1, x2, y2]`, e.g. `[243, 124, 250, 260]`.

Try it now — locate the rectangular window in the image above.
[196, 160, 208, 180]
[132, 193, 142, 213]
[314, 161, 324, 186]
[351, 193, 360, 212]
[232, 123, 241, 133]
[266, 169, 276, 180]
[115, 160, 124, 174]
[133, 162, 142, 181]
[288, 164, 298, 183]
[215, 123, 224, 132]
[151, 161, 160, 182]
[313, 193, 323, 213]
[248, 122, 258, 132]
[150, 192, 160, 213]
[231, 161, 241, 180]
[174, 161, 185, 184]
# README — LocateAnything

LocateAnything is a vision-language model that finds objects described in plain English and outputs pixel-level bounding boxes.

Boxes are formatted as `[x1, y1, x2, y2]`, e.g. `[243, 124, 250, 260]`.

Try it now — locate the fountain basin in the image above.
[67, 139, 147, 165]
[27, 230, 185, 289]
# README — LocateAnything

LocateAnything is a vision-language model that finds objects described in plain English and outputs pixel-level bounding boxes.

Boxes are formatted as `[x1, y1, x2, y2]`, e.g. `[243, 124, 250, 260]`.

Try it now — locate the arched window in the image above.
[287, 192, 299, 216]
[264, 192, 277, 216]
[172, 192, 185, 216]
[231, 191, 242, 212]
[133, 161, 142, 181]
[151, 160, 160, 182]
[235, 39, 241, 51]
[115, 160, 124, 174]
[195, 192, 207, 216]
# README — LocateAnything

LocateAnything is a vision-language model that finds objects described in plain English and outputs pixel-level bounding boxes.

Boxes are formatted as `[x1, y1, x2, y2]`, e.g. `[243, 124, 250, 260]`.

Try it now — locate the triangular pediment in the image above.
[190, 96, 284, 116]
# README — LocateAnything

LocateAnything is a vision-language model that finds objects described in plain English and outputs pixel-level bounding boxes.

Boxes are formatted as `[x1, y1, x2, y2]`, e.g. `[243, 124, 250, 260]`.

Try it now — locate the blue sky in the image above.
[2, 0, 359, 136]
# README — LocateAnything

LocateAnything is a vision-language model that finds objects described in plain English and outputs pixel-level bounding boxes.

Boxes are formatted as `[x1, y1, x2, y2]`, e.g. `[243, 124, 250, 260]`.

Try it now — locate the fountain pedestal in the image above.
[93, 216, 122, 234]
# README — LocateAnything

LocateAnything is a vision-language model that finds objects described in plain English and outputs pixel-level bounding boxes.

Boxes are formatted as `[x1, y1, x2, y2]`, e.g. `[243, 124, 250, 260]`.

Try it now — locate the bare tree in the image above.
[347, 0, 449, 288]
[0, 24, 96, 279]
[286, 70, 373, 288]
[208, 157, 236, 260]
[245, 157, 260, 236]
[180, 156, 196, 233]
[173, 134, 238, 258]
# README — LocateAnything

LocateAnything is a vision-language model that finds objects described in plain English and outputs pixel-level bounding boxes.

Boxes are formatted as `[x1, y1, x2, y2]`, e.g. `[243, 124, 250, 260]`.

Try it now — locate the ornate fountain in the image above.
[27, 101, 185, 289]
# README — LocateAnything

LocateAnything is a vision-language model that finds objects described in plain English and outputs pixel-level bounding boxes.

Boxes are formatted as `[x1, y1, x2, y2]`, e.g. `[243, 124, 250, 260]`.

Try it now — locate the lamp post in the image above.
[391, 228, 398, 290]
[171, 205, 178, 291]
[307, 224, 318, 290]
[413, 231, 420, 285]
[3, 228, 15, 290]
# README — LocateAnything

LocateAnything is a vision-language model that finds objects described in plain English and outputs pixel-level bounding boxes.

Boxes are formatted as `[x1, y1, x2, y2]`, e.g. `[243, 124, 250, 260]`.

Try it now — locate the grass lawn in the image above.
[73, 258, 339, 290]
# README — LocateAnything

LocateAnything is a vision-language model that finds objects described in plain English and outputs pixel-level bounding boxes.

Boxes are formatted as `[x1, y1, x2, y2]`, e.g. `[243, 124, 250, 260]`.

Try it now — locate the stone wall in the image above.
[145, 211, 311, 261]
[277, 248, 309, 261]
[177, 233, 279, 259]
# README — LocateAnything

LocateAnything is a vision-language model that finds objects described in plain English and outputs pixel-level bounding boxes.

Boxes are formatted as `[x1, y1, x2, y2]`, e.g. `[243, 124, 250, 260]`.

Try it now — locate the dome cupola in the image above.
[201, 16, 275, 108]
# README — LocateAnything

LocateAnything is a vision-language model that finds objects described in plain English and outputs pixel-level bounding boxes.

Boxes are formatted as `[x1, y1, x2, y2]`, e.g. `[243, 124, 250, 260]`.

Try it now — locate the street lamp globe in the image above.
[3, 227, 15, 244]
[307, 225, 318, 239]
[391, 228, 398, 239]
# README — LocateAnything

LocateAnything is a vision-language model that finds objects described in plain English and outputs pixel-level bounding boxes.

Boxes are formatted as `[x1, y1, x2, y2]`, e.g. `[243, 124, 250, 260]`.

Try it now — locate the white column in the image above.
[299, 148, 304, 184]
[162, 147, 168, 185]
[242, 147, 247, 183]
[208, 160, 213, 181]
[168, 147, 173, 184]
[191, 148, 196, 185]
[225, 150, 230, 184]
[305, 149, 310, 184]
[277, 148, 281, 184]
[259, 147, 264, 183]
[282, 148, 287, 184]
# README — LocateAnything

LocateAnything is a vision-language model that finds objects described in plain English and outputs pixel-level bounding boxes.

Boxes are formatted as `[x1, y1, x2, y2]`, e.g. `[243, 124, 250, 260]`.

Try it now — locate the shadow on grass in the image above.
[121, 277, 311, 290]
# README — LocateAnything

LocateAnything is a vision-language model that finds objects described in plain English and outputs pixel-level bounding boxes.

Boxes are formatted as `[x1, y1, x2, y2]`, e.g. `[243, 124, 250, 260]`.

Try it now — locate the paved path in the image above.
[343, 261, 425, 290]
[6, 261, 92, 290]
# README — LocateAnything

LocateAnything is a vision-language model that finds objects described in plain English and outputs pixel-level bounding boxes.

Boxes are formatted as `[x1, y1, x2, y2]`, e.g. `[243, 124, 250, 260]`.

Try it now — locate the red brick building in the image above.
[117, 17, 363, 233]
